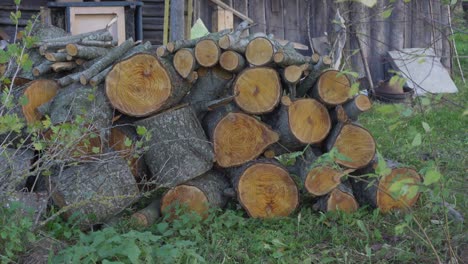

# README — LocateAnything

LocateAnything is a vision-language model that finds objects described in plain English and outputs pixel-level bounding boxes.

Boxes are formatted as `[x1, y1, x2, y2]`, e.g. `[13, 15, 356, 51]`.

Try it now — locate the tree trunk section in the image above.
[194, 39, 221, 67]
[296, 56, 332, 98]
[245, 36, 277, 66]
[219, 50, 246, 73]
[22, 79, 60, 124]
[273, 47, 310, 67]
[173, 48, 198, 78]
[135, 106, 214, 188]
[313, 183, 359, 213]
[51, 62, 77, 72]
[342, 94, 372, 121]
[66, 44, 108, 60]
[45, 52, 68, 62]
[32, 60, 53, 77]
[311, 69, 351, 106]
[182, 66, 233, 104]
[130, 199, 161, 227]
[166, 29, 230, 53]
[0, 148, 34, 192]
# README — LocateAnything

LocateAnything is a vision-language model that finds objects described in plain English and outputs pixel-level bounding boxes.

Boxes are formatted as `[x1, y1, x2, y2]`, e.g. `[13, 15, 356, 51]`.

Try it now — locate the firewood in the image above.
[106, 53, 190, 116]
[66, 44, 109, 60]
[51, 61, 77, 72]
[50, 155, 139, 226]
[130, 199, 161, 227]
[280, 65, 305, 98]
[273, 46, 310, 67]
[264, 96, 331, 153]
[245, 36, 278, 66]
[32, 61, 53, 77]
[0, 148, 34, 192]
[343, 94, 372, 121]
[35, 28, 112, 48]
[329, 105, 350, 124]
[166, 29, 230, 53]
[21, 79, 59, 124]
[80, 38, 134, 85]
[228, 159, 299, 218]
[203, 104, 279, 168]
[351, 160, 422, 213]
[233, 67, 282, 114]
[325, 123, 376, 169]
[135, 105, 214, 188]
[156, 45, 170, 57]
[218, 32, 266, 53]
[311, 69, 351, 106]
[173, 48, 198, 78]
[39, 42, 71, 56]
[217, 21, 250, 50]
[45, 52, 68, 62]
[57, 72, 81, 87]
[296, 55, 332, 97]
[313, 183, 359, 213]
[80, 40, 117, 48]
[161, 170, 230, 220]
[219, 50, 246, 73]
[75, 58, 86, 66]
[194, 39, 221, 67]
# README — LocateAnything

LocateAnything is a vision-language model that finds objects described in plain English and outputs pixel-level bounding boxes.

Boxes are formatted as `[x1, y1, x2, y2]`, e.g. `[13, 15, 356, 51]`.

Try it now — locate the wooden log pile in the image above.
[2, 22, 423, 226]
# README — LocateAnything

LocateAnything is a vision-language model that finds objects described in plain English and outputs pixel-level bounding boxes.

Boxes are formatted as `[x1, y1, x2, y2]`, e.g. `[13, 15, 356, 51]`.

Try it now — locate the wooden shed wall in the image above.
[195, 0, 453, 85]
[0, 0, 48, 41]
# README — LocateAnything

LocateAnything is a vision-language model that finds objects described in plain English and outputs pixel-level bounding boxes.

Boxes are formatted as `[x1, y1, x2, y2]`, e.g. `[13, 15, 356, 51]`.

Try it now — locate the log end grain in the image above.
[288, 99, 331, 144]
[245, 37, 274, 66]
[283, 65, 303, 84]
[355, 94, 372, 111]
[173, 48, 196, 78]
[218, 35, 231, 50]
[161, 185, 209, 220]
[315, 70, 351, 105]
[233, 67, 281, 114]
[237, 162, 298, 218]
[65, 43, 78, 56]
[106, 54, 172, 116]
[194, 39, 220, 67]
[214, 113, 279, 167]
[22, 79, 59, 124]
[304, 166, 343, 196]
[326, 187, 359, 213]
[219, 51, 243, 72]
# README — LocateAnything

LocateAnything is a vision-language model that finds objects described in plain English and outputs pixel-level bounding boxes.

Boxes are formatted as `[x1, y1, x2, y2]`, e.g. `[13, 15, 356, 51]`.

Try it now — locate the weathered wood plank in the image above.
[249, 0, 266, 33]
[265, 0, 284, 39]
[283, 0, 300, 43]
[170, 0, 185, 41]
[232, 0, 248, 30]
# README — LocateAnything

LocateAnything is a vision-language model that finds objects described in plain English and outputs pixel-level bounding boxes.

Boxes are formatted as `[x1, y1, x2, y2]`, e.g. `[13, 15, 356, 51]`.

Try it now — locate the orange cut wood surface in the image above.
[316, 70, 351, 105]
[305, 166, 342, 196]
[108, 127, 140, 178]
[195, 39, 219, 67]
[288, 99, 331, 144]
[161, 185, 209, 220]
[327, 188, 359, 213]
[333, 124, 376, 169]
[22, 79, 59, 124]
[173, 49, 196, 78]
[245, 37, 274, 66]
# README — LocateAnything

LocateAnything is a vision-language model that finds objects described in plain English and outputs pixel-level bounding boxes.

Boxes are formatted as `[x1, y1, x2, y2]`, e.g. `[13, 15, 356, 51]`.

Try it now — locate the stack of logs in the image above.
[1, 22, 422, 227]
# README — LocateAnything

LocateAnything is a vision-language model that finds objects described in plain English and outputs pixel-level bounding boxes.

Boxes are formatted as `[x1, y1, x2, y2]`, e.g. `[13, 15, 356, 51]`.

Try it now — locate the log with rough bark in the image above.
[106, 53, 190, 116]
[80, 40, 117, 48]
[21, 79, 60, 124]
[273, 46, 310, 67]
[45, 52, 68, 62]
[329, 105, 350, 124]
[135, 106, 214, 188]
[311, 69, 351, 106]
[130, 199, 161, 227]
[161, 170, 230, 220]
[50, 155, 139, 225]
[351, 160, 422, 213]
[32, 61, 53, 77]
[194, 39, 221, 67]
[80, 38, 134, 85]
[233, 67, 282, 114]
[264, 96, 331, 153]
[166, 29, 230, 53]
[66, 44, 109, 60]
[51, 62, 77, 72]
[35, 28, 112, 48]
[342, 94, 372, 121]
[219, 50, 246, 73]
[0, 148, 34, 192]
[203, 104, 279, 168]
[217, 21, 250, 50]
[228, 159, 299, 218]
[313, 183, 359, 213]
[281, 64, 306, 98]
[156, 46, 169, 57]
[173, 48, 198, 78]
[326, 123, 376, 169]
[296, 56, 332, 97]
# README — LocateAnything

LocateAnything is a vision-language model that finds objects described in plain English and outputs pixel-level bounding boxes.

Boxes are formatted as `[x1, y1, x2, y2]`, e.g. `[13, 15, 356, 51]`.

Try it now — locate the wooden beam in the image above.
[185, 0, 193, 39]
[163, 0, 170, 44]
[209, 0, 253, 23]
[170, 0, 185, 41]
[212, 6, 234, 32]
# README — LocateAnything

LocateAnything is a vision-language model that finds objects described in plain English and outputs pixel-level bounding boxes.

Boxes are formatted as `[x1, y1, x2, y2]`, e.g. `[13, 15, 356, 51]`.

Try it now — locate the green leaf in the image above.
[382, 8, 393, 19]
[136, 126, 147, 136]
[424, 169, 442, 186]
[349, 82, 360, 97]
[375, 151, 391, 176]
[356, 220, 369, 237]
[411, 133, 422, 147]
[121, 240, 141, 264]
[394, 223, 407, 235]
[124, 137, 132, 147]
[421, 121, 431, 132]
[18, 95, 29, 106]
[420, 97, 431, 106]
[33, 142, 43, 151]
[14, 0, 21, 5]
[401, 108, 413, 117]
[92, 147, 100, 154]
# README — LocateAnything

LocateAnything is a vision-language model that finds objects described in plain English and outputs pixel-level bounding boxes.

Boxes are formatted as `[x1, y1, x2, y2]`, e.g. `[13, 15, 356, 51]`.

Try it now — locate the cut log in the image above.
[217, 20, 250, 50]
[35, 28, 112, 47]
[161, 170, 230, 220]
[342, 94, 372, 121]
[0, 148, 34, 192]
[182, 66, 233, 106]
[130, 199, 161, 227]
[80, 40, 117, 48]
[313, 183, 359, 213]
[311, 69, 351, 106]
[135, 106, 214, 188]
[194, 39, 221, 67]
[45, 52, 68, 62]
[273, 47, 310, 67]
[264, 96, 331, 152]
[173, 48, 198, 78]
[166, 29, 230, 53]
[22, 79, 59, 124]
[219, 50, 246, 73]
[245, 36, 277, 66]
[329, 105, 350, 124]
[109, 125, 147, 180]
[50, 155, 139, 225]
[281, 64, 304, 98]
[228, 159, 299, 218]
[66, 44, 109, 60]
[351, 161, 422, 213]
[325, 123, 376, 169]
[80, 38, 134, 85]
[32, 61, 53, 77]
[296, 56, 332, 97]
[233, 67, 282, 114]
[51, 62, 77, 72]
[106, 53, 190, 117]
[203, 105, 279, 168]
[57, 72, 81, 87]
[156, 45, 170, 57]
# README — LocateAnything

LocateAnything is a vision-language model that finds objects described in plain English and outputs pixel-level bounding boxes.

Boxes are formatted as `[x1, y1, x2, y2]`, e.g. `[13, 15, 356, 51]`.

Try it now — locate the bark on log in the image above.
[51, 62, 77, 72]
[296, 56, 332, 97]
[130, 199, 161, 227]
[218, 32, 266, 54]
[182, 66, 233, 105]
[45, 52, 68, 62]
[32, 61, 53, 77]
[66, 44, 109, 60]
[50, 155, 139, 225]
[0, 148, 34, 192]
[273, 46, 310, 67]
[194, 39, 221, 67]
[161, 170, 230, 220]
[203, 104, 279, 168]
[329, 105, 350, 125]
[325, 123, 376, 169]
[233, 67, 282, 114]
[156, 45, 170, 58]
[351, 160, 422, 213]
[106, 52, 190, 117]
[166, 29, 230, 53]
[313, 183, 359, 213]
[173, 48, 198, 78]
[35, 28, 112, 47]
[135, 106, 214, 188]
[218, 21, 250, 50]
[80, 40, 117, 48]
[219, 50, 246, 73]
[342, 94, 372, 121]
[80, 38, 134, 85]
[228, 159, 299, 218]
[311, 69, 351, 106]
[264, 96, 331, 153]
[57, 72, 81, 87]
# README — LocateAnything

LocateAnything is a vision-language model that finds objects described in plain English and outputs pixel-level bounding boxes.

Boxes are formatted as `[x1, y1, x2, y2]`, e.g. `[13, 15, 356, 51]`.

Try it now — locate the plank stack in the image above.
[1, 22, 422, 226]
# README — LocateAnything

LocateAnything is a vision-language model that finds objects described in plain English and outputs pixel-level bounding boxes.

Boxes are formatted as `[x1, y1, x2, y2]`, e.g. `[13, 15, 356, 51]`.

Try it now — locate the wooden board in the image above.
[265, 0, 284, 39]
